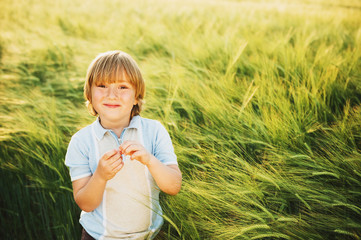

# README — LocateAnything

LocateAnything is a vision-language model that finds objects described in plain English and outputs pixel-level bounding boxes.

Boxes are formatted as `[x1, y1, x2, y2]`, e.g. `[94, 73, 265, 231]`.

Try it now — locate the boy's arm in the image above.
[72, 149, 124, 212]
[146, 157, 182, 196]
[72, 174, 106, 212]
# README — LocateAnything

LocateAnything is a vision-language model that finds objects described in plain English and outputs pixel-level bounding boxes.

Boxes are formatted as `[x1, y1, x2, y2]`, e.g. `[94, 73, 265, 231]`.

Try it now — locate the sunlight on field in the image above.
[0, 0, 360, 239]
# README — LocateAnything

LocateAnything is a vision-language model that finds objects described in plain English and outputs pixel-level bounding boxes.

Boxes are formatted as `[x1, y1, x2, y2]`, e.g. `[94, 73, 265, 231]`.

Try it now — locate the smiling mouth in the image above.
[104, 104, 120, 108]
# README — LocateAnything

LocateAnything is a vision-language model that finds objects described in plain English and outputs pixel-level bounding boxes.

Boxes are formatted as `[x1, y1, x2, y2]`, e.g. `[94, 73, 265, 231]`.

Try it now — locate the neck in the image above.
[99, 117, 131, 138]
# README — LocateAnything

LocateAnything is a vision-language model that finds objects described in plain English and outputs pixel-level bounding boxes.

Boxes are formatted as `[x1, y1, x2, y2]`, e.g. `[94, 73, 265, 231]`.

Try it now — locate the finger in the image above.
[107, 151, 122, 164]
[130, 150, 149, 161]
[123, 144, 142, 156]
[120, 140, 133, 151]
[117, 162, 125, 171]
[102, 149, 118, 161]
[130, 151, 142, 160]
[118, 145, 125, 154]
[112, 160, 124, 171]
[120, 141, 139, 153]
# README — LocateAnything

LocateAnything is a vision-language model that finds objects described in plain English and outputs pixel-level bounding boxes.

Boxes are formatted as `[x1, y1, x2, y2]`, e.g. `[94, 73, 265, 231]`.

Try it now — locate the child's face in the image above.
[91, 71, 138, 127]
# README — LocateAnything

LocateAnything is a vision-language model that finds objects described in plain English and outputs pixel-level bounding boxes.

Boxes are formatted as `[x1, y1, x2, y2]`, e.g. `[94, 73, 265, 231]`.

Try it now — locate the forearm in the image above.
[73, 171, 107, 212]
[146, 156, 182, 195]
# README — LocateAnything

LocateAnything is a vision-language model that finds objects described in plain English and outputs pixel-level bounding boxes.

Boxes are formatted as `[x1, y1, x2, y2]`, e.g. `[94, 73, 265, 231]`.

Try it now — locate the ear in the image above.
[134, 98, 138, 106]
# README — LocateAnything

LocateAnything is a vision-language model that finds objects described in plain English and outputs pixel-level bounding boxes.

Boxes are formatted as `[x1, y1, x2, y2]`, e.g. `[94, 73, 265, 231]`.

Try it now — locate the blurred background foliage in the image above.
[0, 0, 360, 239]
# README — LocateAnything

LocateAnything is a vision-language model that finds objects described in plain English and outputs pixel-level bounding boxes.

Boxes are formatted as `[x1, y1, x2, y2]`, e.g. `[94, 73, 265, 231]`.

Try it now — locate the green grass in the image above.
[1, 0, 361, 239]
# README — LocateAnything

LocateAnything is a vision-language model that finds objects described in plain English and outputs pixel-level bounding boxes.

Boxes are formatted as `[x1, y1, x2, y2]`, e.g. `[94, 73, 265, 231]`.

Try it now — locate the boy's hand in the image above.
[120, 141, 152, 166]
[96, 149, 124, 181]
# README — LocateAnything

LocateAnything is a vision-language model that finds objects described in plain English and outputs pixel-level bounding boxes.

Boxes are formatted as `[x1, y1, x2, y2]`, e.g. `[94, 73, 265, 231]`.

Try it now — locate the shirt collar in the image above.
[92, 115, 141, 140]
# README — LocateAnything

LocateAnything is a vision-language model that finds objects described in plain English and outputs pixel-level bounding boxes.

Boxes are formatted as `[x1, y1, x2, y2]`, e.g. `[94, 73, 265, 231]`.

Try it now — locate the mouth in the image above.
[103, 104, 120, 108]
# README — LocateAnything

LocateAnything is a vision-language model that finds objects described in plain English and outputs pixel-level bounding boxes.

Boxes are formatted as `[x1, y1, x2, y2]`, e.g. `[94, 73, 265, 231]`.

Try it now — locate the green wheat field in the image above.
[1, 0, 361, 239]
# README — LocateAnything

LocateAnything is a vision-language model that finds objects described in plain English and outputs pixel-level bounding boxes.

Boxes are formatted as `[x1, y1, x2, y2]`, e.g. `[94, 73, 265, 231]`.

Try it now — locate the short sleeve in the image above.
[65, 135, 92, 181]
[153, 121, 178, 165]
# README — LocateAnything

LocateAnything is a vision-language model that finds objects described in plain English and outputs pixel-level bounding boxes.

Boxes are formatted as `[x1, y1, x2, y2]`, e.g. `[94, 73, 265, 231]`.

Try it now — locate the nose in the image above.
[107, 85, 118, 99]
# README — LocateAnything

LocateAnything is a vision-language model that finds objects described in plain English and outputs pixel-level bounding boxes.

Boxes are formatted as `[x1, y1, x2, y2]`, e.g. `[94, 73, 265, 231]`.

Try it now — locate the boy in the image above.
[65, 50, 182, 240]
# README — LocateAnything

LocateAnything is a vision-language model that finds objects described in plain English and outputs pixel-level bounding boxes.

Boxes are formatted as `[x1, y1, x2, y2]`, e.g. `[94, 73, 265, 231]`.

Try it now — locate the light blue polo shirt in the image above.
[65, 115, 178, 239]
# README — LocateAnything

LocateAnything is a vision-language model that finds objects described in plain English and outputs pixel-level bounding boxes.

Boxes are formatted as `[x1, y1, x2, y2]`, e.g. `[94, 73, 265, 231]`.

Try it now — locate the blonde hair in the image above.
[84, 50, 145, 119]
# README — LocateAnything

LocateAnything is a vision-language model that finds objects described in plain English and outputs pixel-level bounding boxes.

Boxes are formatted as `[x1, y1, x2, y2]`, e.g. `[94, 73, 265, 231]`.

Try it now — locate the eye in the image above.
[97, 84, 106, 88]
[119, 85, 128, 89]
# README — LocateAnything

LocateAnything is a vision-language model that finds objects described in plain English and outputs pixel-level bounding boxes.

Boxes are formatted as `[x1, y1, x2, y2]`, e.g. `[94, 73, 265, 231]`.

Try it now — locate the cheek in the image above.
[92, 90, 103, 101]
[121, 91, 136, 102]
[90, 91, 103, 111]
